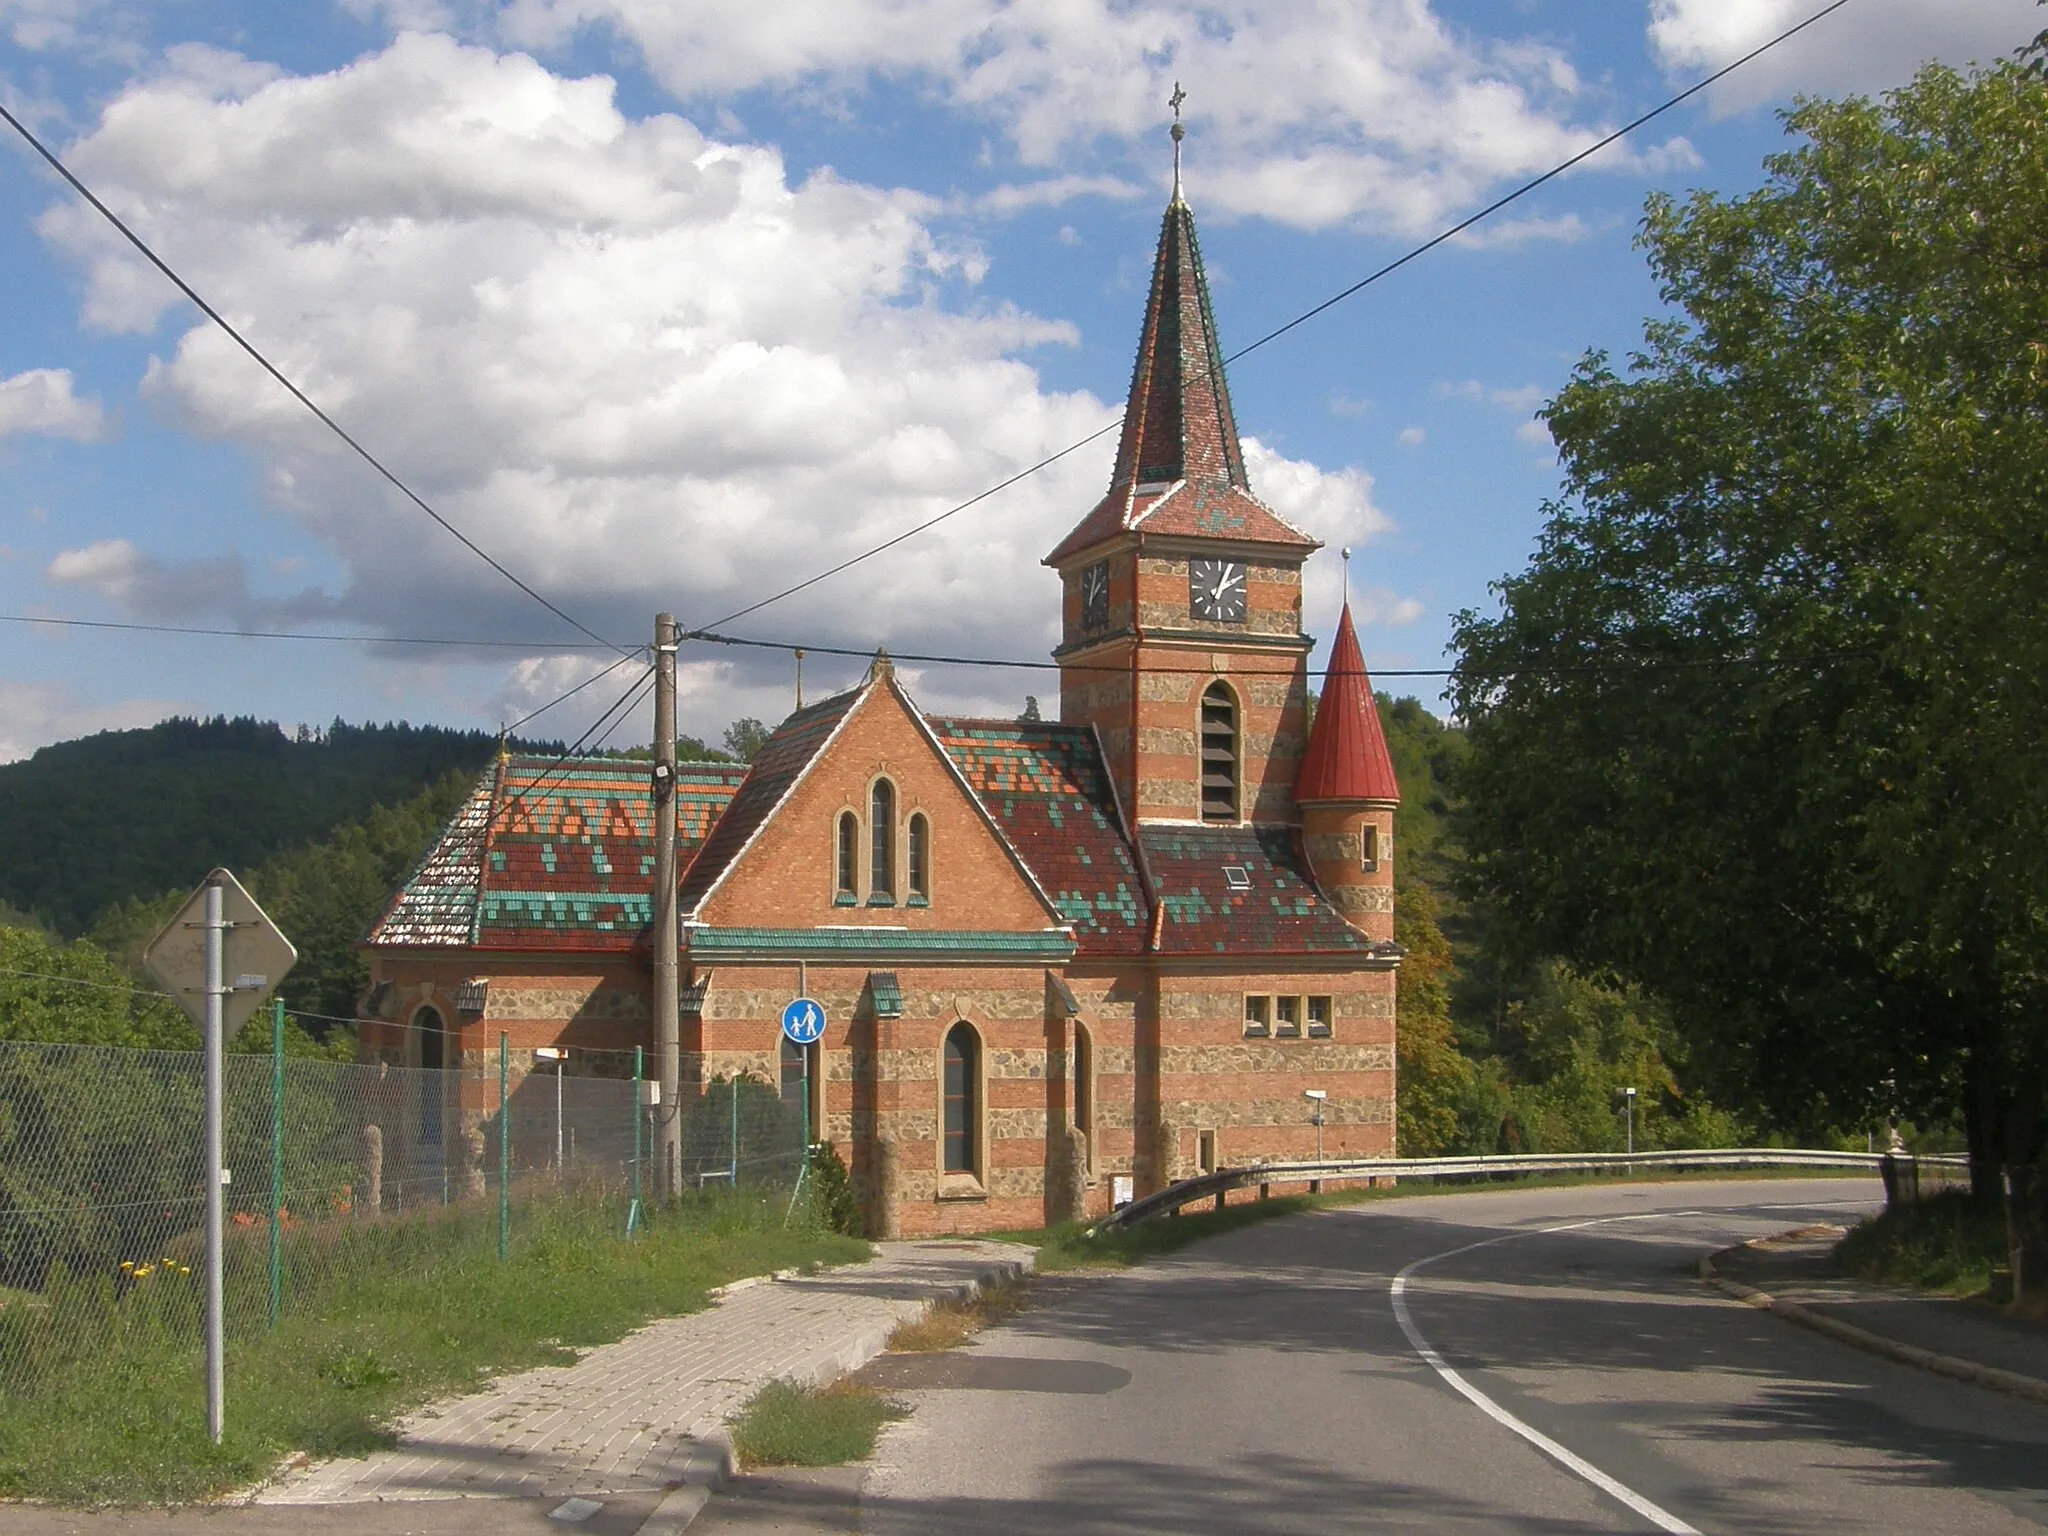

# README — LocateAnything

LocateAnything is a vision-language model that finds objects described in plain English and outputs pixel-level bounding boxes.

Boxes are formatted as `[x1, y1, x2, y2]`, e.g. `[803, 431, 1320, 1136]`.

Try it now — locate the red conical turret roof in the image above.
[1046, 192, 1316, 566]
[1296, 603, 1400, 804]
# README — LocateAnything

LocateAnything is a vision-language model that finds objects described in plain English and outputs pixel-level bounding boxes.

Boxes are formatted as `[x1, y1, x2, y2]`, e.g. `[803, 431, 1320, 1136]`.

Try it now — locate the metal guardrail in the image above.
[1090, 1148, 1969, 1233]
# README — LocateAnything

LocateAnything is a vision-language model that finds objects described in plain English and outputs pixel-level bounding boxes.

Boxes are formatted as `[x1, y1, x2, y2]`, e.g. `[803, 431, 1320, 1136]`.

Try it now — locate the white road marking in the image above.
[1391, 1212, 1711, 1534]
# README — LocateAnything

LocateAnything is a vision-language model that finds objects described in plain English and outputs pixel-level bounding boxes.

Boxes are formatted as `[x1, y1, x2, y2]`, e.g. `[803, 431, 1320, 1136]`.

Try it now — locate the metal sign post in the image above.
[780, 999, 827, 1224]
[144, 869, 296, 1446]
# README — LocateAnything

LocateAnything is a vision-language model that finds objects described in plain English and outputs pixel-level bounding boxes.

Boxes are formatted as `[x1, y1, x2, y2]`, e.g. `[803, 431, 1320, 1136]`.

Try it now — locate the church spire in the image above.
[1045, 92, 1314, 566]
[1297, 602, 1400, 805]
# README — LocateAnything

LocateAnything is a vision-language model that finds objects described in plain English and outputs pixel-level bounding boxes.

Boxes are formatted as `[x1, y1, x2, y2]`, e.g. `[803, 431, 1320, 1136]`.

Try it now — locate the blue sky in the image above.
[0, 0, 2039, 759]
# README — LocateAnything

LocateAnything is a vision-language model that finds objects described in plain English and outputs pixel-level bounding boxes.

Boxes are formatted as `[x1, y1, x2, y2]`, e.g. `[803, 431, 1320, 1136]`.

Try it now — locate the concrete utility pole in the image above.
[652, 612, 681, 1199]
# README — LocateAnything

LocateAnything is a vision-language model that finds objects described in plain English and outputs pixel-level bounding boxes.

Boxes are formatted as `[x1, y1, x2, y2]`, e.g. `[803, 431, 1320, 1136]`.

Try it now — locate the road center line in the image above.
[1390, 1212, 1707, 1535]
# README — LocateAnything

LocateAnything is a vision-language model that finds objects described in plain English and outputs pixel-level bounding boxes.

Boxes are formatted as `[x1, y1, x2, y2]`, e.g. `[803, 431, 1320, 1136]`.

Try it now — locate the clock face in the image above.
[1188, 559, 1248, 624]
[1079, 561, 1110, 631]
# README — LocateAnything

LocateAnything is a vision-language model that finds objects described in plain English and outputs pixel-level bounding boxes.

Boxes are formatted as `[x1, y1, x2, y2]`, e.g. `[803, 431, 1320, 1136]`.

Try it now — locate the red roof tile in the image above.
[1296, 603, 1400, 805]
[1140, 825, 1372, 955]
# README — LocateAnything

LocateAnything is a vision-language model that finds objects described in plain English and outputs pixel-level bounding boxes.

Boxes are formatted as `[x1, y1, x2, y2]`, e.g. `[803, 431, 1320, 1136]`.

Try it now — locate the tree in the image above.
[1451, 62, 2048, 1183]
[722, 719, 771, 763]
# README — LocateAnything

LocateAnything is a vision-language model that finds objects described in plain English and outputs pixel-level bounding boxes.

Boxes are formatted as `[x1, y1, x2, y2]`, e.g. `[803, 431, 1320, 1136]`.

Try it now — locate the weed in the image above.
[1835, 1190, 2008, 1297]
[729, 1379, 904, 1467]
[886, 1277, 1029, 1352]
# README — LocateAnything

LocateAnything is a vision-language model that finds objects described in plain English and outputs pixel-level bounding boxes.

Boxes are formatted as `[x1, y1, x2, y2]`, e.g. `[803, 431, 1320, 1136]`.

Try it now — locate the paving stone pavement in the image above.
[255, 1239, 1032, 1507]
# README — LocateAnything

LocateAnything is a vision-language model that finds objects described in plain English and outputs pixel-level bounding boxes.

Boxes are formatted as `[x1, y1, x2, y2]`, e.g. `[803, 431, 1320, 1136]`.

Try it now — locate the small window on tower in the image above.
[1307, 996, 1333, 1038]
[1361, 824, 1381, 873]
[1200, 682, 1239, 823]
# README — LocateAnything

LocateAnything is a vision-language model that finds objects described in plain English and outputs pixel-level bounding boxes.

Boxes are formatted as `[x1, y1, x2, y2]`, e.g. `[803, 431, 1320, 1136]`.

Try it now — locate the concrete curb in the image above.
[1698, 1243, 2048, 1410]
[635, 1249, 1033, 1535]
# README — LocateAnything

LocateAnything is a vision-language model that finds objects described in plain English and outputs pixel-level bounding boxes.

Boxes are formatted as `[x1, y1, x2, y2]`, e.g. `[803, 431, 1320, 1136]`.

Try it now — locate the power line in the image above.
[692, 0, 1859, 636]
[2, 612, 618, 650]
[680, 625, 1874, 682]
[0, 101, 627, 659]
[502, 648, 649, 736]
[497, 662, 659, 809]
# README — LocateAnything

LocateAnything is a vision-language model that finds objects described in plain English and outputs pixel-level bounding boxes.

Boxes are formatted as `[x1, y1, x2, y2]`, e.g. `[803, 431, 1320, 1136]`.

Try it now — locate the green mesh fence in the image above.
[0, 1036, 809, 1406]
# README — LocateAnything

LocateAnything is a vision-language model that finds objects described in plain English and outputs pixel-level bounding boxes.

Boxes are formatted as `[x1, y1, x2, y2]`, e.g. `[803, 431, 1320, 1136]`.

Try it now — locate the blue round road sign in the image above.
[781, 997, 827, 1045]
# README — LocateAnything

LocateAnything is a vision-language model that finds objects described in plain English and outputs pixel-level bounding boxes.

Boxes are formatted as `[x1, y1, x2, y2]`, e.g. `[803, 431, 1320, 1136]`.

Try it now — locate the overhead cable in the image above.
[0, 101, 627, 658]
[692, 0, 1858, 634]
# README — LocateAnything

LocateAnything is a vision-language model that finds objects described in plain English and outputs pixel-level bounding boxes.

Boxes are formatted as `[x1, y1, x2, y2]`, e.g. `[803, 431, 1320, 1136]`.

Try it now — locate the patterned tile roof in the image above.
[927, 717, 1149, 957]
[370, 754, 747, 951]
[1140, 824, 1373, 956]
[368, 771, 494, 947]
[678, 689, 862, 915]
[685, 926, 1076, 959]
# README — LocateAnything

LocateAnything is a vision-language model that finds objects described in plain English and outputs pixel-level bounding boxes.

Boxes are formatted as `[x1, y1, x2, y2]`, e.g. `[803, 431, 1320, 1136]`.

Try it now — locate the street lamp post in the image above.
[535, 1048, 566, 1173]
[1621, 1085, 1637, 1160]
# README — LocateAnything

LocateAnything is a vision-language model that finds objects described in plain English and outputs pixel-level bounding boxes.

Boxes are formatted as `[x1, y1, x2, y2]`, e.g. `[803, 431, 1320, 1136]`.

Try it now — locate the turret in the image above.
[1295, 602, 1399, 940]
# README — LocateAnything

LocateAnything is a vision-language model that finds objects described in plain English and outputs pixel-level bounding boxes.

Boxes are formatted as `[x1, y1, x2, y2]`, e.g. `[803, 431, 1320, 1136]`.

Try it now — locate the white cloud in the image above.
[1398, 425, 1425, 447]
[496, 1, 1678, 233]
[1327, 393, 1371, 418]
[46, 535, 334, 625]
[1351, 587, 1425, 628]
[1515, 418, 1551, 447]
[36, 36, 1382, 739]
[1441, 379, 1544, 411]
[1650, 0, 2043, 112]
[0, 368, 111, 440]
[0, 680, 183, 763]
[1447, 211, 1595, 250]
[975, 175, 1142, 217]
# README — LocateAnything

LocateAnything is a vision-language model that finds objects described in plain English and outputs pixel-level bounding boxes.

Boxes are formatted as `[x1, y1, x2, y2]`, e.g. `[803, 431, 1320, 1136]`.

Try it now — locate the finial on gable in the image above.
[1169, 81, 1187, 205]
[869, 647, 894, 682]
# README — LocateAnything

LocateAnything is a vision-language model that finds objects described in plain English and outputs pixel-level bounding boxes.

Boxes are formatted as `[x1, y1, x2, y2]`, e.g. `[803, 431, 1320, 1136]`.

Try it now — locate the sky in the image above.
[0, 0, 2040, 761]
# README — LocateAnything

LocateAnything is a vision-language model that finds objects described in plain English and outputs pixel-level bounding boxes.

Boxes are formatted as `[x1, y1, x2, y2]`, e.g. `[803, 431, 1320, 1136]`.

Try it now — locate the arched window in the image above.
[412, 1005, 445, 1146]
[1200, 681, 1239, 822]
[1073, 1021, 1094, 1174]
[835, 811, 859, 899]
[870, 779, 896, 900]
[942, 1022, 980, 1175]
[907, 812, 930, 902]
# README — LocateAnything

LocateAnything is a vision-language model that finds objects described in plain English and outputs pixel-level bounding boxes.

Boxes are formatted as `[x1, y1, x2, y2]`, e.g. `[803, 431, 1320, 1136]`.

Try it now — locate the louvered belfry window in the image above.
[1200, 682, 1239, 821]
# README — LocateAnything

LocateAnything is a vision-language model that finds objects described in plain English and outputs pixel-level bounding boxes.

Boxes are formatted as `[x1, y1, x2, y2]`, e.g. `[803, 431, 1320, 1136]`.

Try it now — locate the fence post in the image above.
[269, 997, 284, 1329]
[729, 1074, 739, 1185]
[629, 1045, 644, 1238]
[498, 1033, 510, 1262]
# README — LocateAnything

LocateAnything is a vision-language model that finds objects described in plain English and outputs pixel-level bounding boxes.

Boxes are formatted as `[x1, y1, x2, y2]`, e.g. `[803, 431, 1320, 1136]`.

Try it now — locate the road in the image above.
[842, 1180, 2048, 1535]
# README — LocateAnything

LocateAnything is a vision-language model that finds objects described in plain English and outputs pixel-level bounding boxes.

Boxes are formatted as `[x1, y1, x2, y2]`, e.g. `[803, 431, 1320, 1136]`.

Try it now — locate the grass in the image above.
[885, 1275, 1030, 1351]
[1835, 1190, 2010, 1297]
[0, 1190, 866, 1506]
[728, 1379, 905, 1467]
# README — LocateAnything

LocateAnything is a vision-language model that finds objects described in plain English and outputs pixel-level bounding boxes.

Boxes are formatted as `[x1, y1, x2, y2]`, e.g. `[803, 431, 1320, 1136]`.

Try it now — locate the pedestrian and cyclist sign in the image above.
[781, 997, 827, 1044]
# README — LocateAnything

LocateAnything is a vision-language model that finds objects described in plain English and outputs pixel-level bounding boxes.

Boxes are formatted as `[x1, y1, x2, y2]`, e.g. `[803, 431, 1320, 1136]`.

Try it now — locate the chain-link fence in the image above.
[0, 1033, 810, 1408]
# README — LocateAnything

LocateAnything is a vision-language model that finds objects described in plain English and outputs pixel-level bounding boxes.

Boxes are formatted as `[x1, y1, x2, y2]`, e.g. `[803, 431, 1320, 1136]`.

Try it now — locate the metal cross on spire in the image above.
[1169, 81, 1187, 203]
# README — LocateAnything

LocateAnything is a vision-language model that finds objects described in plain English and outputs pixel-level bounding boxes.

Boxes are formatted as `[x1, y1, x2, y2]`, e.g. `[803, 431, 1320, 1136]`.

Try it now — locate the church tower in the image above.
[1045, 132, 1320, 826]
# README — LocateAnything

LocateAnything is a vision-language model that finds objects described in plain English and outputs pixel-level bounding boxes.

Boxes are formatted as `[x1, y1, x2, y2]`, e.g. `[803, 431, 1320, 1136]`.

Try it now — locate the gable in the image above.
[698, 678, 1064, 934]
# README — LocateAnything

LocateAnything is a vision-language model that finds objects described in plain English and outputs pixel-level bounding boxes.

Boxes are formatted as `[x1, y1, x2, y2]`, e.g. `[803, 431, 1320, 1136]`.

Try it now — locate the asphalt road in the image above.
[843, 1179, 2048, 1535]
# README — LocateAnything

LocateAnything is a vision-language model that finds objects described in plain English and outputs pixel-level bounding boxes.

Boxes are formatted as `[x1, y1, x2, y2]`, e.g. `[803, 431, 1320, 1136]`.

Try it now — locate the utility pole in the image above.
[202, 875, 226, 1445]
[652, 612, 681, 1200]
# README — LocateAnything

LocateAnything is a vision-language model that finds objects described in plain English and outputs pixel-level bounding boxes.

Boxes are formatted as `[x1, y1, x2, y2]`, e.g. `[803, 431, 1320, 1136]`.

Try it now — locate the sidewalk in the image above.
[245, 1237, 1032, 1507]
[1703, 1226, 2048, 1406]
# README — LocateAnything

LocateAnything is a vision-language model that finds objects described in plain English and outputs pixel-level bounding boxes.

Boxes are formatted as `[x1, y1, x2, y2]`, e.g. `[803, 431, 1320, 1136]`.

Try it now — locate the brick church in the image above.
[359, 171, 1405, 1236]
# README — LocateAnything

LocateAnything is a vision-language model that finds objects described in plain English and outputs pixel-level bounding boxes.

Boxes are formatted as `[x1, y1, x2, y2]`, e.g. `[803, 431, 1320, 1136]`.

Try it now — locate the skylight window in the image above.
[1223, 866, 1251, 891]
